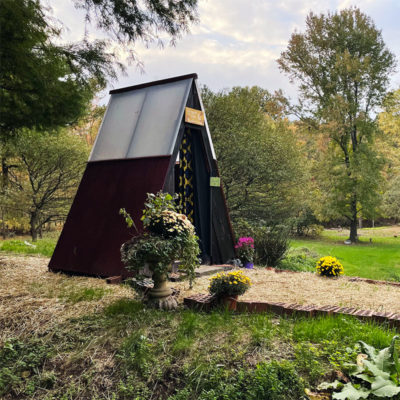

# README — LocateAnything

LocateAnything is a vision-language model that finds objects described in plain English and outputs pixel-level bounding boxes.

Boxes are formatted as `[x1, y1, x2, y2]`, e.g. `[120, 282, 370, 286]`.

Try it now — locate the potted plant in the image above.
[120, 192, 200, 309]
[315, 256, 344, 278]
[235, 237, 255, 269]
[208, 270, 251, 310]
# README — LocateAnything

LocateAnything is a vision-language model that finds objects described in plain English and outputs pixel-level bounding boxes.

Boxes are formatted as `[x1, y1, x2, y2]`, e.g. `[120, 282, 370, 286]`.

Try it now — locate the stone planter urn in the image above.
[148, 268, 178, 310]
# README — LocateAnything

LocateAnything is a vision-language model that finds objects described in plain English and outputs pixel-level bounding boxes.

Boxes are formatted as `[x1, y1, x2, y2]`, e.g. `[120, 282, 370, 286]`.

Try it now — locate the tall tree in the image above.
[0, 0, 198, 140]
[278, 8, 396, 242]
[6, 130, 89, 241]
[202, 86, 305, 225]
[75, 0, 198, 50]
[0, 0, 116, 141]
[378, 89, 400, 220]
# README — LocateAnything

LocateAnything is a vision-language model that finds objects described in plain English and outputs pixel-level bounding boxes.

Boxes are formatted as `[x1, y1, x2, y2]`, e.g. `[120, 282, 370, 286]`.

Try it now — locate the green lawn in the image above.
[0, 232, 58, 257]
[291, 226, 400, 281]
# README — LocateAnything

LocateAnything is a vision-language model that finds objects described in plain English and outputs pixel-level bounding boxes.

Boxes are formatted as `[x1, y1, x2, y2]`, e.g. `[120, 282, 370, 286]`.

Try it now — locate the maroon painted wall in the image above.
[49, 156, 171, 277]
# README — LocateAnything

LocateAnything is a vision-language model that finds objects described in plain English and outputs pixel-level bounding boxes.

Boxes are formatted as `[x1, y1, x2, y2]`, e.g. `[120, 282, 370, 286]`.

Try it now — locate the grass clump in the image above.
[59, 287, 111, 303]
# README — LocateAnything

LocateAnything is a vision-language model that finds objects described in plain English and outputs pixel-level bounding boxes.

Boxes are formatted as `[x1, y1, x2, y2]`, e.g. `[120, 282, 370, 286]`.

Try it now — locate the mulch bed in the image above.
[174, 267, 400, 315]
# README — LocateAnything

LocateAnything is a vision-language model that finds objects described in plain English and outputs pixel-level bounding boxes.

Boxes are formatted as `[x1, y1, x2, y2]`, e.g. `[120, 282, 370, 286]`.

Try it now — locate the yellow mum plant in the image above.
[208, 270, 251, 298]
[316, 256, 344, 277]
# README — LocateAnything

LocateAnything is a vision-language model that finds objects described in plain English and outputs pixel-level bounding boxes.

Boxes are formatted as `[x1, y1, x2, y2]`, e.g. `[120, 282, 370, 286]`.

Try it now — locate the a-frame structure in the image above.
[49, 73, 235, 278]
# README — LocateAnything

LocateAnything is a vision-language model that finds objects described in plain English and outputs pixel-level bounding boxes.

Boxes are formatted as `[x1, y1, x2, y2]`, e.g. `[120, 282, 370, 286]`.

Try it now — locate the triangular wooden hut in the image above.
[49, 73, 235, 278]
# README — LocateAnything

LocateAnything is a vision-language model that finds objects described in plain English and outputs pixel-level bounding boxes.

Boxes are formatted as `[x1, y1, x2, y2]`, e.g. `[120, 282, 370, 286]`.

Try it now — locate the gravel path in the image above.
[174, 267, 400, 313]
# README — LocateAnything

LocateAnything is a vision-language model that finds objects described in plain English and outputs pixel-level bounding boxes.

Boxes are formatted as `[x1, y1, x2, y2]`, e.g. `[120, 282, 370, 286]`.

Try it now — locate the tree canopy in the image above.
[0, 0, 198, 140]
[202, 86, 306, 226]
[278, 7, 396, 241]
[4, 130, 89, 241]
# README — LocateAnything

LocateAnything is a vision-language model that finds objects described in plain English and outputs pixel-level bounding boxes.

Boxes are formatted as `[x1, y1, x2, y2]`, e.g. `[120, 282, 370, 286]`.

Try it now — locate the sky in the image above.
[49, 0, 400, 105]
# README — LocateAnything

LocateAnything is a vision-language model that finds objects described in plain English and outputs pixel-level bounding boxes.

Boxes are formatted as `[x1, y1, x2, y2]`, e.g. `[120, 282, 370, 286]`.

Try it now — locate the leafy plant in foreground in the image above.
[319, 336, 400, 399]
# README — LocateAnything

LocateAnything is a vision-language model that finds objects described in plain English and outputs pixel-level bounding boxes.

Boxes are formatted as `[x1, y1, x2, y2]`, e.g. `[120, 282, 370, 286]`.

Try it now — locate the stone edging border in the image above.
[183, 294, 400, 329]
[265, 267, 400, 288]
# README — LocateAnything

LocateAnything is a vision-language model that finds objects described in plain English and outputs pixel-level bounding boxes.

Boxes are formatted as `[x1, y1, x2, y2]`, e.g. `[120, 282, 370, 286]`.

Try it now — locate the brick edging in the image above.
[265, 267, 400, 288]
[183, 295, 400, 329]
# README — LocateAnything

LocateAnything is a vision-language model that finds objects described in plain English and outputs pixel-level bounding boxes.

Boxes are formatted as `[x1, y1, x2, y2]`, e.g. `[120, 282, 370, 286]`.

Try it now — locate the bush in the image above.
[278, 254, 316, 272]
[292, 207, 323, 237]
[316, 256, 344, 277]
[235, 220, 290, 266]
[254, 225, 290, 266]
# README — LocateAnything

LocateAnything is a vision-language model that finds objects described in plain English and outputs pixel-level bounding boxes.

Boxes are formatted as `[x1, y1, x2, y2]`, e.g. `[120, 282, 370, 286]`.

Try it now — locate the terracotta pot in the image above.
[221, 295, 238, 311]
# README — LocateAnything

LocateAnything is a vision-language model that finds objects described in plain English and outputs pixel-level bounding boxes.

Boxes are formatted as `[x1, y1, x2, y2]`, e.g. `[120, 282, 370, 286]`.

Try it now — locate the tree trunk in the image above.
[1, 207, 6, 240]
[30, 212, 39, 242]
[349, 195, 358, 242]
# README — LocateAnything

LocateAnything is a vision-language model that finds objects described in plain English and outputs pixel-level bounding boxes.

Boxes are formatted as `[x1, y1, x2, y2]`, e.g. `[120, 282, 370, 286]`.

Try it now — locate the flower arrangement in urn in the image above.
[120, 192, 200, 309]
[235, 237, 255, 268]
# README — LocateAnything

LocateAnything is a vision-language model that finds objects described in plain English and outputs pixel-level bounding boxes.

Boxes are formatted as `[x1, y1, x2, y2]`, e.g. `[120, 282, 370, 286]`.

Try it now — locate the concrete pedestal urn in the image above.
[147, 269, 178, 310]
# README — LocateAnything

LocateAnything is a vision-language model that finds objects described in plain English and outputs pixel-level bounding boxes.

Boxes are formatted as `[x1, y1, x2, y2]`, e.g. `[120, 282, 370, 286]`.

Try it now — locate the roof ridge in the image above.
[109, 73, 198, 95]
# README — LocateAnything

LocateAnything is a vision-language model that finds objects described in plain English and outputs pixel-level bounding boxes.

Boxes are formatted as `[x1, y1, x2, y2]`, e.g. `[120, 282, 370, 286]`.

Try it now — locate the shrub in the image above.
[255, 225, 290, 266]
[234, 220, 290, 266]
[209, 270, 251, 298]
[292, 207, 323, 237]
[316, 256, 344, 277]
[278, 254, 316, 272]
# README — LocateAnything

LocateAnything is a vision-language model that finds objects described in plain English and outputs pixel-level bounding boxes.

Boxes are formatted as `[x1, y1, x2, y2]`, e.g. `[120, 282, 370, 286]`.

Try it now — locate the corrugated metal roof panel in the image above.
[89, 78, 192, 161]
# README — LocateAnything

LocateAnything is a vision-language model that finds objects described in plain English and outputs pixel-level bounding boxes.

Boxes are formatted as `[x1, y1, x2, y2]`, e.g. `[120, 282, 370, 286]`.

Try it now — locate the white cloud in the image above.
[47, 0, 400, 104]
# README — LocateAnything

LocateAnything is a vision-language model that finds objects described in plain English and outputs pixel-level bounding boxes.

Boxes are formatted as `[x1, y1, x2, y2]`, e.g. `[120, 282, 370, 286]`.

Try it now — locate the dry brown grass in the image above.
[174, 268, 400, 314]
[1, 254, 399, 347]
[0, 254, 132, 344]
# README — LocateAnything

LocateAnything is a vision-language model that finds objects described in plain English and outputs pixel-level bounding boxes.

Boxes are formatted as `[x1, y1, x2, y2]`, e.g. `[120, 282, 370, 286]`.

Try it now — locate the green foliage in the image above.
[319, 336, 400, 399]
[208, 270, 251, 298]
[118, 332, 155, 377]
[141, 191, 179, 228]
[202, 86, 306, 226]
[248, 361, 306, 400]
[278, 7, 396, 242]
[0, 0, 113, 140]
[75, 0, 198, 49]
[0, 338, 52, 396]
[235, 219, 291, 266]
[294, 342, 326, 384]
[252, 224, 290, 266]
[278, 251, 317, 272]
[121, 192, 200, 284]
[382, 175, 400, 220]
[3, 130, 89, 241]
[293, 207, 323, 237]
